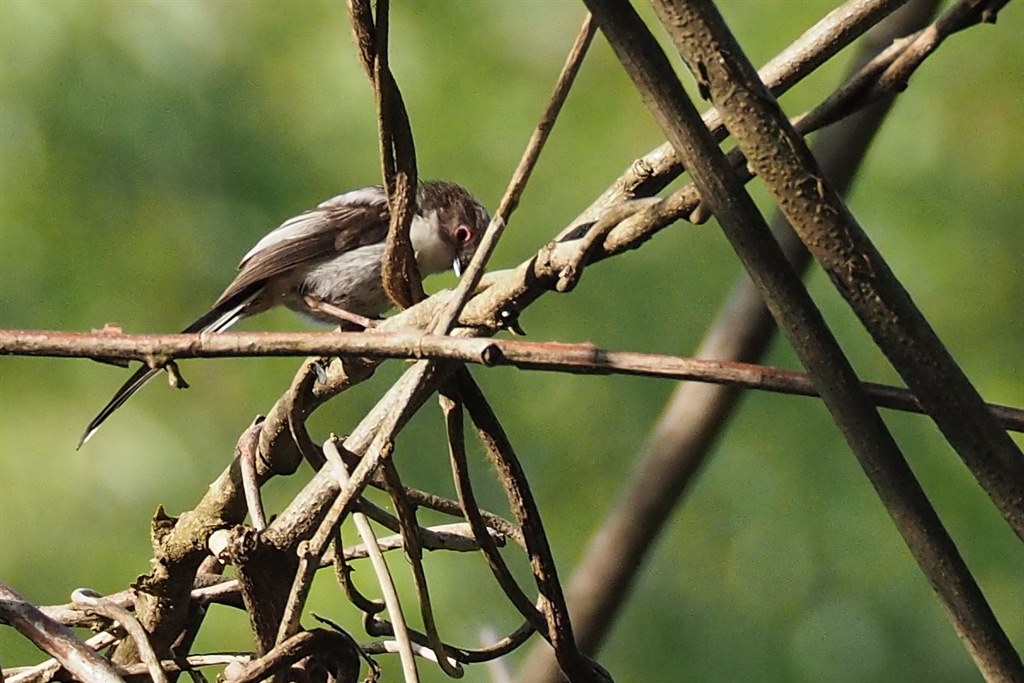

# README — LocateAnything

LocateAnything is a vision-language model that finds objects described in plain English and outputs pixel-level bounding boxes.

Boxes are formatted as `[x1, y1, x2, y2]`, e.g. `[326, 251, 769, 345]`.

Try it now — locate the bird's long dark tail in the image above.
[77, 290, 257, 449]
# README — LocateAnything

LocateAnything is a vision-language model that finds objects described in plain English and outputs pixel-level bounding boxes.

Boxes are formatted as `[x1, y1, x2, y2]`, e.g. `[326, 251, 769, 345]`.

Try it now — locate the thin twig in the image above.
[324, 438, 419, 682]
[433, 13, 597, 334]
[225, 629, 359, 683]
[339, 522, 506, 559]
[801, 0, 1013, 132]
[456, 371, 596, 681]
[72, 588, 167, 683]
[6, 330, 1020, 431]
[359, 620, 535, 664]
[363, 639, 462, 669]
[439, 387, 545, 633]
[360, 615, 537, 666]
[237, 418, 267, 531]
[273, 539, 317, 648]
[377, 459, 462, 677]
[333, 530, 388, 618]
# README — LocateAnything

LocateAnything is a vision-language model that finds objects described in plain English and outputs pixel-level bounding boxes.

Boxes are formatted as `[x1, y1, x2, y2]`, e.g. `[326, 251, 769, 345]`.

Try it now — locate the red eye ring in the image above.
[454, 225, 473, 244]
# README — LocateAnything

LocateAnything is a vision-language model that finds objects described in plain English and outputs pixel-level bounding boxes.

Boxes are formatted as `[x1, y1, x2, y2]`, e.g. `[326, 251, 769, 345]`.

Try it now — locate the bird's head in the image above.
[413, 180, 489, 277]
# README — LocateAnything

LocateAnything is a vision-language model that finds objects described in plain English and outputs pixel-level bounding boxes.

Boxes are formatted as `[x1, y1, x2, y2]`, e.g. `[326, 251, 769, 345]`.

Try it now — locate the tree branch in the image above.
[4, 329, 1021, 430]
[584, 0, 1022, 680]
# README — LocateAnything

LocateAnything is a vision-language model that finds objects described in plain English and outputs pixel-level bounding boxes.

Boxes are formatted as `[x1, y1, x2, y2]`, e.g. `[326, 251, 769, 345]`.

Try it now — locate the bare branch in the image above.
[657, 0, 1024, 541]
[71, 589, 168, 683]
[4, 329, 1020, 430]
[323, 438, 421, 681]
[585, 1, 1021, 681]
[349, 0, 423, 308]
[519, 2, 946, 676]
[0, 582, 125, 683]
[457, 371, 605, 681]
[223, 629, 360, 683]
[440, 387, 545, 633]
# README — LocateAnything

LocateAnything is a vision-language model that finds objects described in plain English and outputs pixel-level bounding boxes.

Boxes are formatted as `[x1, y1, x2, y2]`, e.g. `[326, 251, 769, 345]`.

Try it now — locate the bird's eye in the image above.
[454, 225, 473, 244]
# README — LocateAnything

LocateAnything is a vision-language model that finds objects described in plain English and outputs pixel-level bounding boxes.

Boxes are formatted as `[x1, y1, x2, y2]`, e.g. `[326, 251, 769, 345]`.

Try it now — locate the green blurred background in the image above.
[1, 1, 1021, 681]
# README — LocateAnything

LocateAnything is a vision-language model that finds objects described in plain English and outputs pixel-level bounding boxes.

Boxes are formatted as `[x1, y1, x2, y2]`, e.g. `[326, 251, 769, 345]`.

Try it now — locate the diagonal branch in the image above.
[456, 370, 606, 682]
[518, 3, 945, 678]
[439, 387, 546, 633]
[433, 14, 597, 336]
[583, 0, 1022, 680]
[653, 0, 1024, 544]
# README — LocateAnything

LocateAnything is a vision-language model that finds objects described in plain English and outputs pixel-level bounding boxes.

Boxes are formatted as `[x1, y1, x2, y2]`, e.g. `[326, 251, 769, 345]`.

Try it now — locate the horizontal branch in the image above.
[2, 328, 1020, 432]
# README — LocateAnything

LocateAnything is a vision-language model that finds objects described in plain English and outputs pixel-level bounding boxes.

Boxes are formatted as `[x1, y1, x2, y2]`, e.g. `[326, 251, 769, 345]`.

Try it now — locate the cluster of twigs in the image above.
[1, 1, 1020, 682]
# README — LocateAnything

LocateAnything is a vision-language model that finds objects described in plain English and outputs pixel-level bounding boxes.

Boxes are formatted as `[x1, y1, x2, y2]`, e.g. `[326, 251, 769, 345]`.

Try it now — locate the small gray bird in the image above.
[79, 180, 488, 447]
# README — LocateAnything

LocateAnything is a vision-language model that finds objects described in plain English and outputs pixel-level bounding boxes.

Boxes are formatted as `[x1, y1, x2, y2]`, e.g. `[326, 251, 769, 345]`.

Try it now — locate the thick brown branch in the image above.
[649, 0, 1023, 678]
[349, 0, 423, 308]
[519, 3, 945, 677]
[586, 1, 1021, 681]
[657, 0, 1024, 541]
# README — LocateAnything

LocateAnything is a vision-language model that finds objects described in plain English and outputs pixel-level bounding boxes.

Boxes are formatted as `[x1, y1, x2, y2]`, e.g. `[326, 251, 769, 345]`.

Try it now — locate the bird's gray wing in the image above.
[213, 198, 390, 309]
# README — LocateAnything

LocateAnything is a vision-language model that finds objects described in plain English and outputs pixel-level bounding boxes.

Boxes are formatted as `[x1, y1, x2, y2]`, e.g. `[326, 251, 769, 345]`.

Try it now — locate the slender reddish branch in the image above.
[2, 328, 1020, 431]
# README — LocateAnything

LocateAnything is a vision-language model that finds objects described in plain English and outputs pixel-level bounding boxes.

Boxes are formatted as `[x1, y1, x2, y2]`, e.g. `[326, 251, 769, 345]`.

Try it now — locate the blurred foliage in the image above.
[1, 2, 1021, 682]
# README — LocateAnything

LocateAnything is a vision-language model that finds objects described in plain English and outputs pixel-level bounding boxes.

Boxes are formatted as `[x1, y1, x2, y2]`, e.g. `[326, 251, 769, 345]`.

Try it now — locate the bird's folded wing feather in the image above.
[213, 201, 390, 308]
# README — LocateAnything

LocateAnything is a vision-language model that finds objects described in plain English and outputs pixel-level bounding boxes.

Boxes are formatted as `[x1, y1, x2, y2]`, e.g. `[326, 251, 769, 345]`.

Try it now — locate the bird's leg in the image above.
[301, 295, 379, 385]
[311, 359, 330, 384]
[301, 295, 379, 329]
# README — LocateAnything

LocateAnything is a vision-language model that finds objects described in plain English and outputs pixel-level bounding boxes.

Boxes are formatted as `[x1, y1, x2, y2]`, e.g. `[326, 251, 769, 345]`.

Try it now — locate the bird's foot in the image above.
[302, 295, 379, 330]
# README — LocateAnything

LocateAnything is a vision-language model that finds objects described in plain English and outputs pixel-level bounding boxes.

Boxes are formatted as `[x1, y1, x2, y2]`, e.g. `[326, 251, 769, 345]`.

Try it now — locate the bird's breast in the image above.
[285, 243, 390, 323]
